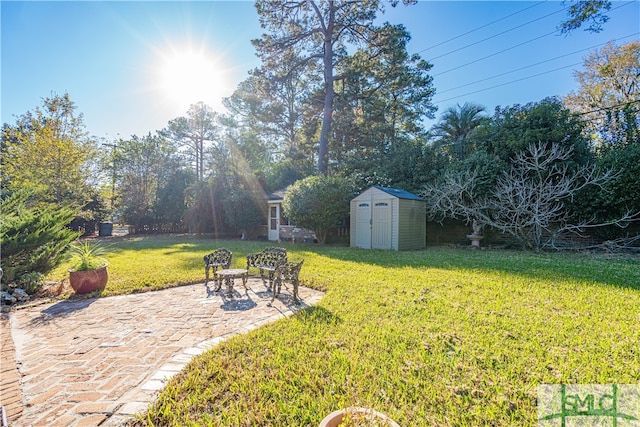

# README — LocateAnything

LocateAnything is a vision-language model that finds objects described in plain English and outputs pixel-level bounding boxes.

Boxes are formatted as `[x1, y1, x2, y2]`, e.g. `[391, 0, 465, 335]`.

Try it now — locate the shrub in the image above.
[16, 272, 45, 295]
[282, 175, 354, 244]
[0, 191, 80, 292]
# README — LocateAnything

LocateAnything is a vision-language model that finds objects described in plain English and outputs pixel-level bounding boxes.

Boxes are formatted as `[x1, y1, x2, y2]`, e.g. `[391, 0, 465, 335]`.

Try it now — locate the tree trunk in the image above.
[198, 136, 204, 181]
[318, 2, 335, 175]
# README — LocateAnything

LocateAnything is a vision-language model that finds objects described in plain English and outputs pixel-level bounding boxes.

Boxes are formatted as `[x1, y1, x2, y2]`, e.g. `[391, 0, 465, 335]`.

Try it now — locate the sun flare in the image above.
[157, 48, 228, 112]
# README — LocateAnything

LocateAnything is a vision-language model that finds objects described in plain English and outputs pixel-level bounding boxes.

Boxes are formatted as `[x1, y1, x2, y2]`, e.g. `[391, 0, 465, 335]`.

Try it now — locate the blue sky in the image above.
[2, 1, 639, 140]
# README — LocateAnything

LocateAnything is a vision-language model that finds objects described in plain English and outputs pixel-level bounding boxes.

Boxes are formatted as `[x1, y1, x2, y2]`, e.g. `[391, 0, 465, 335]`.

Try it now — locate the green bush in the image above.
[16, 272, 45, 295]
[0, 191, 80, 292]
[282, 175, 354, 244]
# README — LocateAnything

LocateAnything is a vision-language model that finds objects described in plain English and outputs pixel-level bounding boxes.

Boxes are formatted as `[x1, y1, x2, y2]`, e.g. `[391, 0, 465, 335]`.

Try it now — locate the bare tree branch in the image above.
[421, 141, 638, 250]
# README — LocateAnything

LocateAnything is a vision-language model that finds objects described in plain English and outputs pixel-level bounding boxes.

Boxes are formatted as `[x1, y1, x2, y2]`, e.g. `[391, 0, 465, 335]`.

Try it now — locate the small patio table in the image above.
[214, 268, 248, 296]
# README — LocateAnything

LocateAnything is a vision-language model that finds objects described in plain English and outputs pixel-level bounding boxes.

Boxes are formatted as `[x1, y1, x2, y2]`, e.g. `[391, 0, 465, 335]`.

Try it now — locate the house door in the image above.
[355, 202, 372, 248]
[268, 205, 280, 241]
[372, 201, 392, 250]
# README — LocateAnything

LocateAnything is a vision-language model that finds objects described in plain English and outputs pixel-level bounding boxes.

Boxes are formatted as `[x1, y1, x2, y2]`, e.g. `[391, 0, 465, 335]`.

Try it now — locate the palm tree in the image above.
[432, 102, 486, 160]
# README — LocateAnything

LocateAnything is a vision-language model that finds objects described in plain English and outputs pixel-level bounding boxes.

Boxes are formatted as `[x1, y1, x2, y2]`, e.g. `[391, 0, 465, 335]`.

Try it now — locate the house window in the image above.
[280, 211, 290, 226]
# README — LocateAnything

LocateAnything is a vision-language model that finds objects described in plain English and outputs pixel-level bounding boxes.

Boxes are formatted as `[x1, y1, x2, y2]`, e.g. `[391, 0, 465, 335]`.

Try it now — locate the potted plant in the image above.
[68, 241, 109, 294]
[319, 407, 399, 427]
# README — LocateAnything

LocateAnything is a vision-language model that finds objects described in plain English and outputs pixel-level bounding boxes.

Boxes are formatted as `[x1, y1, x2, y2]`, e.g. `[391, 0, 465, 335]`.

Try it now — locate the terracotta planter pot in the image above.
[69, 265, 108, 294]
[319, 407, 399, 427]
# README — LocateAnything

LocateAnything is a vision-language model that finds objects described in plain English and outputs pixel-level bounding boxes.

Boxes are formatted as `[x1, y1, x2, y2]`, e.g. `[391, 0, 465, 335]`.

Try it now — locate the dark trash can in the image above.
[99, 222, 113, 237]
[83, 220, 97, 236]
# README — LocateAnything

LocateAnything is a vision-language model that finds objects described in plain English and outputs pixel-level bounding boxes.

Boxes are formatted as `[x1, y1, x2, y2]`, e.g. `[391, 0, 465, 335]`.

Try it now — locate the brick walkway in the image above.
[1, 313, 23, 423]
[1, 280, 324, 426]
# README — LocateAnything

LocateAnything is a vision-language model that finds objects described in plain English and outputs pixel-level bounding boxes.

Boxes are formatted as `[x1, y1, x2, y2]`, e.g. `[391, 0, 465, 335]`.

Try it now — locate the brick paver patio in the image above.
[1, 280, 324, 426]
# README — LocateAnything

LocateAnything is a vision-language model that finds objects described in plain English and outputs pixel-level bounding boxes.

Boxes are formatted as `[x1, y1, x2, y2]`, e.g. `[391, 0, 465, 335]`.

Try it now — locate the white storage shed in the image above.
[350, 186, 426, 251]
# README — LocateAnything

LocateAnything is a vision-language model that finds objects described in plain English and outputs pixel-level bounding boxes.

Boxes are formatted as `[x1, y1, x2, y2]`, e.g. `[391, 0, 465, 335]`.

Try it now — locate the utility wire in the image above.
[416, 1, 548, 54]
[428, 6, 566, 61]
[573, 99, 640, 116]
[435, 32, 639, 96]
[433, 29, 558, 77]
[430, 1, 636, 77]
[434, 62, 583, 103]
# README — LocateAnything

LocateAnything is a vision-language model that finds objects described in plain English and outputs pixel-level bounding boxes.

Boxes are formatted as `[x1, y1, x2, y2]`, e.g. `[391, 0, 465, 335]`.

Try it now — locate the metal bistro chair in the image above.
[246, 247, 287, 289]
[269, 259, 304, 306]
[203, 248, 232, 288]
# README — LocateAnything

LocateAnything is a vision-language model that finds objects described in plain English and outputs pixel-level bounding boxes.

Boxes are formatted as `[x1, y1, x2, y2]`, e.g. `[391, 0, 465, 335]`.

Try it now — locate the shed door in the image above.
[268, 205, 280, 241]
[372, 201, 392, 250]
[355, 202, 372, 249]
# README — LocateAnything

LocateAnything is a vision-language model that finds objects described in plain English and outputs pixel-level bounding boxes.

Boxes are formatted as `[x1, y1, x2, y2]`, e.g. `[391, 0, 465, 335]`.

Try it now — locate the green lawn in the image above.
[49, 235, 283, 296]
[50, 236, 640, 426]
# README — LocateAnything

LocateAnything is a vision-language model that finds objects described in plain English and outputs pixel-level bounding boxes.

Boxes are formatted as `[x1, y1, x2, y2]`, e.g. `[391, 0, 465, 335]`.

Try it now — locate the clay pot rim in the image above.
[319, 406, 399, 427]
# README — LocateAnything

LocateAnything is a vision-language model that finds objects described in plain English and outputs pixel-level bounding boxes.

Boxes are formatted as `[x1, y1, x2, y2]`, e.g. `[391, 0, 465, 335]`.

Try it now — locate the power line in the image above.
[433, 29, 558, 77]
[573, 100, 640, 117]
[433, 62, 583, 104]
[415, 1, 548, 54]
[435, 33, 640, 97]
[430, 1, 636, 78]
[427, 5, 566, 62]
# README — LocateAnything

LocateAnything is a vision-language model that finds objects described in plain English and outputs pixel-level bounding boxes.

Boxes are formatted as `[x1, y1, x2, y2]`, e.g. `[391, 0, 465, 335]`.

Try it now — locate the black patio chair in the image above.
[203, 248, 232, 286]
